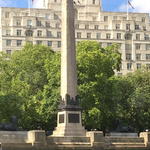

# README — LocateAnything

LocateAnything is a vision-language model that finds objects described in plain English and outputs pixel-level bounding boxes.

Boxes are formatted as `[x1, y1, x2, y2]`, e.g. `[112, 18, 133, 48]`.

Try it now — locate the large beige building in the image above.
[0, 0, 150, 74]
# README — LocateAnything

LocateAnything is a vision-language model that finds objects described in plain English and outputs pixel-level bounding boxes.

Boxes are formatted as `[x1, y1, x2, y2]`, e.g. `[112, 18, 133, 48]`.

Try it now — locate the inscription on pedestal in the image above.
[68, 113, 80, 123]
[59, 114, 64, 123]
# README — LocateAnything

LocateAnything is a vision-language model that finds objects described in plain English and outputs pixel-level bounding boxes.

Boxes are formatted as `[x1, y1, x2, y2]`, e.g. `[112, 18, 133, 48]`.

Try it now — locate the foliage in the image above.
[1, 41, 149, 132]
[125, 69, 150, 131]
[77, 41, 121, 131]
[0, 44, 60, 130]
[109, 69, 150, 132]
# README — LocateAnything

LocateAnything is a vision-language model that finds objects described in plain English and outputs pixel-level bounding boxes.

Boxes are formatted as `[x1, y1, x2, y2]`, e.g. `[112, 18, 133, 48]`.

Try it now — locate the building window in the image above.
[126, 53, 132, 60]
[125, 33, 132, 40]
[54, 14, 58, 20]
[58, 41, 61, 47]
[135, 24, 140, 30]
[37, 30, 42, 37]
[106, 33, 111, 39]
[123, 17, 127, 20]
[5, 12, 10, 18]
[92, 0, 96, 4]
[36, 20, 42, 27]
[17, 40, 22, 46]
[17, 30, 22, 36]
[27, 20, 32, 26]
[6, 50, 12, 54]
[125, 44, 132, 50]
[116, 24, 120, 30]
[77, 32, 81, 38]
[96, 33, 101, 39]
[6, 30, 10, 36]
[146, 44, 150, 50]
[126, 53, 131, 60]
[75, 24, 79, 29]
[146, 64, 150, 69]
[87, 33, 91, 39]
[26, 30, 33, 37]
[47, 31, 52, 37]
[146, 54, 150, 60]
[45, 21, 50, 27]
[48, 41, 52, 47]
[55, 23, 60, 29]
[143, 26, 146, 31]
[6, 40, 11, 46]
[132, 17, 136, 20]
[85, 25, 89, 29]
[136, 54, 141, 60]
[57, 32, 61, 38]
[45, 14, 50, 19]
[94, 25, 99, 30]
[137, 63, 141, 69]
[127, 63, 132, 70]
[117, 33, 121, 39]
[113, 16, 117, 20]
[5, 22, 10, 26]
[104, 16, 108, 22]
[142, 17, 145, 22]
[16, 20, 21, 26]
[126, 24, 130, 30]
[136, 34, 140, 40]
[36, 40, 42, 45]
[144, 34, 149, 40]
[107, 43, 112, 46]
[104, 25, 108, 29]
[135, 44, 141, 50]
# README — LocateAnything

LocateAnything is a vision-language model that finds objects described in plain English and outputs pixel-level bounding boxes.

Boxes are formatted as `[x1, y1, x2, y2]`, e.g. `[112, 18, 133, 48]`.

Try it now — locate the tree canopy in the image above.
[0, 41, 149, 132]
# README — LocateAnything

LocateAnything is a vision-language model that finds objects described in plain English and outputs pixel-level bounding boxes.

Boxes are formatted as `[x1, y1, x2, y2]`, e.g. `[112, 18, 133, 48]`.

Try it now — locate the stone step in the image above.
[107, 146, 147, 150]
[54, 142, 91, 145]
[105, 137, 144, 143]
[47, 136, 91, 144]
[49, 142, 92, 149]
[106, 143, 146, 150]
[111, 142, 145, 146]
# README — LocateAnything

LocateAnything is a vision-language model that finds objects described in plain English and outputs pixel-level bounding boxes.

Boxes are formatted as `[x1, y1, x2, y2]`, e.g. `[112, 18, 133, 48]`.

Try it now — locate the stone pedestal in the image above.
[27, 130, 46, 146]
[52, 111, 86, 136]
[140, 132, 150, 147]
[87, 131, 104, 149]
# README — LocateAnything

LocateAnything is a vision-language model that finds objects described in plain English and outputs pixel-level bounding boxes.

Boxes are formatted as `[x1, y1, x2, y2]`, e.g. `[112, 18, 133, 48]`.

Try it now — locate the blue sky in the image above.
[102, 0, 126, 12]
[0, 0, 124, 11]
[0, 0, 149, 13]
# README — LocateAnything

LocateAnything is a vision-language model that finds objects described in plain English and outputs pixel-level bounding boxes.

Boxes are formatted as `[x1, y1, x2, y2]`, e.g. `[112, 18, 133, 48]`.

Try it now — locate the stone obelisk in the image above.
[52, 0, 86, 136]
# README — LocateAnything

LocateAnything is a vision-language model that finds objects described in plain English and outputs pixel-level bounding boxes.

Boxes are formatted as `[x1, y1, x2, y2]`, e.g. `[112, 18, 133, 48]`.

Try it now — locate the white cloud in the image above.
[119, 0, 150, 13]
[0, 0, 13, 7]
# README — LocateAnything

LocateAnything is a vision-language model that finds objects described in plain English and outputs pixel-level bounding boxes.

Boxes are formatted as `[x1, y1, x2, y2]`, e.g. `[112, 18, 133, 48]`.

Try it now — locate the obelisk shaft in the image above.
[61, 0, 77, 100]
[52, 0, 86, 137]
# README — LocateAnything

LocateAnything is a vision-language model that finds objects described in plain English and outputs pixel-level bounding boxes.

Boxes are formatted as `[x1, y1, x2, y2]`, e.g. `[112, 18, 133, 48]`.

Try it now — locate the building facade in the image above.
[0, 0, 150, 74]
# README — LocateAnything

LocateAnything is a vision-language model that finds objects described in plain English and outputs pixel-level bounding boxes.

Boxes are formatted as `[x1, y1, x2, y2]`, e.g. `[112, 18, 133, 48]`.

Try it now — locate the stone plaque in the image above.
[68, 113, 80, 123]
[59, 114, 64, 123]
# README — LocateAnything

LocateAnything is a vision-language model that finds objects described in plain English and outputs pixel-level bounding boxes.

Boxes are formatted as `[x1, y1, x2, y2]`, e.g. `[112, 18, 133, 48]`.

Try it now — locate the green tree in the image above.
[109, 69, 150, 132]
[0, 41, 121, 131]
[0, 44, 60, 130]
[77, 41, 121, 131]
[126, 69, 150, 131]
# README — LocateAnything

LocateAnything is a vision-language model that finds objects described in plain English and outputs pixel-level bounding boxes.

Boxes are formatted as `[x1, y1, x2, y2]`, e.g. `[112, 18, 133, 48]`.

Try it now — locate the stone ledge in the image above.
[109, 132, 138, 137]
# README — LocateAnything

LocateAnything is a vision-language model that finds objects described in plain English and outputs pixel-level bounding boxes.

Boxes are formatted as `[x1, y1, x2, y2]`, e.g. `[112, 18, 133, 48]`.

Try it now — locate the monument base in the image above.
[52, 110, 86, 137]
